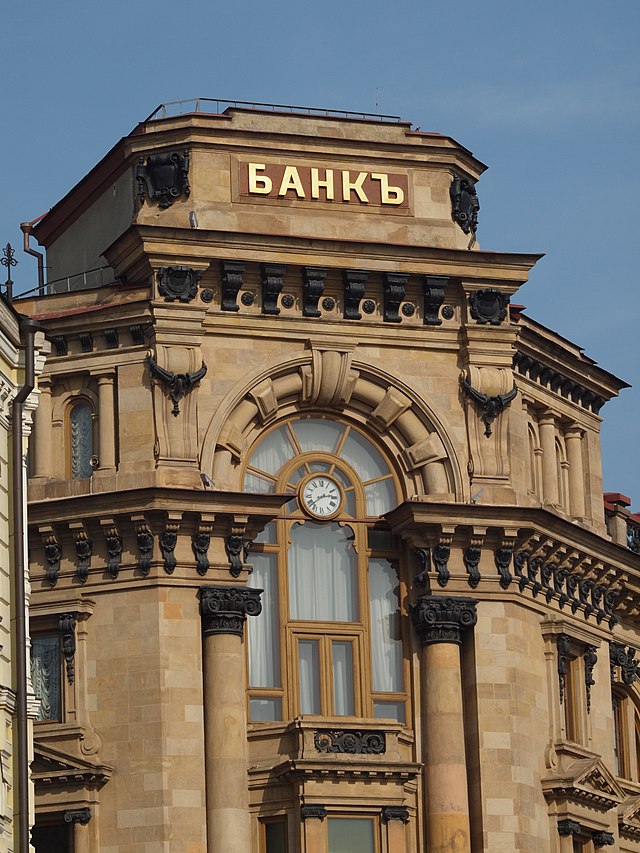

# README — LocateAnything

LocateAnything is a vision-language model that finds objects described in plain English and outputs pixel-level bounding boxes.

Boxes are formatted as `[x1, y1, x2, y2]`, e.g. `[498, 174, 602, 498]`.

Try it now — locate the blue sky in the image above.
[3, 0, 639, 501]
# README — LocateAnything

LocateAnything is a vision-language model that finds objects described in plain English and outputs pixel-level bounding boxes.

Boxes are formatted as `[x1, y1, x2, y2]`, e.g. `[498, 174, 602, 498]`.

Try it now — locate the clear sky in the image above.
[3, 0, 639, 502]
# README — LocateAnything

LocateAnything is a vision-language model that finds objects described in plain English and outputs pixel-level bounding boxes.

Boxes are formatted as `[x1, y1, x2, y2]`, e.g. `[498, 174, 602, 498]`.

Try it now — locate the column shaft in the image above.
[538, 414, 559, 505]
[73, 821, 90, 853]
[33, 380, 52, 478]
[97, 374, 116, 470]
[565, 428, 585, 518]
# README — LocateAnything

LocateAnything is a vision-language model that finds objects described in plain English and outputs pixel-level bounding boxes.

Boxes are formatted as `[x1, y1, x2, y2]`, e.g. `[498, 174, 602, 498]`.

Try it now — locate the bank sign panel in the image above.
[239, 162, 409, 208]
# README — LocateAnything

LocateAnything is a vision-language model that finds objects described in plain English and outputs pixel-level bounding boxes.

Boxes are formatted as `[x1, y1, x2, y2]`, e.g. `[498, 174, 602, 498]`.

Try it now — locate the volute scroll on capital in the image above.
[410, 595, 478, 646]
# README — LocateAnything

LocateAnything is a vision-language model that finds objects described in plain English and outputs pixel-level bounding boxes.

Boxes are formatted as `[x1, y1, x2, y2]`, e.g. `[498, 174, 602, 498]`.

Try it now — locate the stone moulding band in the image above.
[198, 585, 263, 636]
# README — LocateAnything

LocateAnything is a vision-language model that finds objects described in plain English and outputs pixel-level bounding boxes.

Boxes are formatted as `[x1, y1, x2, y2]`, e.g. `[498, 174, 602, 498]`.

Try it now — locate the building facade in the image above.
[16, 102, 640, 853]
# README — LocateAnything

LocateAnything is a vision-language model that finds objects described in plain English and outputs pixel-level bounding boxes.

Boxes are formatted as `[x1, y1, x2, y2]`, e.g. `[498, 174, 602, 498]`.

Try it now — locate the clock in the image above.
[300, 474, 343, 519]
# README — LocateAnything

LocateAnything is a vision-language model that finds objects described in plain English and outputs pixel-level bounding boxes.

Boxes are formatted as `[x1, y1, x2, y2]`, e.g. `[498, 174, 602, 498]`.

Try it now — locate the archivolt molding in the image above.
[200, 344, 464, 500]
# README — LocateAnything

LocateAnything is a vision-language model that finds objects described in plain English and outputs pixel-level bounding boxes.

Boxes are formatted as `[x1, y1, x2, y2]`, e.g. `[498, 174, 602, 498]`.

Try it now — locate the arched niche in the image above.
[200, 343, 464, 501]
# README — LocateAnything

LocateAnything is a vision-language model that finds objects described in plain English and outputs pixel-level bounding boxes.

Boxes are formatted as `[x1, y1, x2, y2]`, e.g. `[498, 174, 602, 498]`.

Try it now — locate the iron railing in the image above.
[144, 98, 404, 124]
[17, 266, 116, 299]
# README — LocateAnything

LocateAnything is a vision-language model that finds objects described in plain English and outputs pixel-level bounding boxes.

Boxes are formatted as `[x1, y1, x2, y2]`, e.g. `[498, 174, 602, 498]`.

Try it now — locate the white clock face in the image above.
[301, 475, 342, 518]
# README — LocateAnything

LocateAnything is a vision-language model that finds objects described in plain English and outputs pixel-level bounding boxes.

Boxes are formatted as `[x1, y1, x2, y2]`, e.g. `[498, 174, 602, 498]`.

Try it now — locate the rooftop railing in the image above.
[16, 266, 116, 299]
[144, 98, 404, 124]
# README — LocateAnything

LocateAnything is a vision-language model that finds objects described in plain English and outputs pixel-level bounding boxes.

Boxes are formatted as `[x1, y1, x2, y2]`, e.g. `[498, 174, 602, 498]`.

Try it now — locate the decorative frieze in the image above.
[314, 730, 386, 755]
[198, 586, 262, 636]
[513, 351, 606, 414]
[410, 596, 477, 646]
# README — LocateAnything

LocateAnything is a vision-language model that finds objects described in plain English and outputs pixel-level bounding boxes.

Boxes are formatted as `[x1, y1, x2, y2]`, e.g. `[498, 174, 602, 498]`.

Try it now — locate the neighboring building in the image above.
[0, 294, 46, 852]
[16, 100, 640, 853]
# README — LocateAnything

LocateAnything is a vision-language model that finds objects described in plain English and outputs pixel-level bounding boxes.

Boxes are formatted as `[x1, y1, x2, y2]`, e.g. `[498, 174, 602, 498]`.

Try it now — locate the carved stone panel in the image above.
[136, 150, 190, 209]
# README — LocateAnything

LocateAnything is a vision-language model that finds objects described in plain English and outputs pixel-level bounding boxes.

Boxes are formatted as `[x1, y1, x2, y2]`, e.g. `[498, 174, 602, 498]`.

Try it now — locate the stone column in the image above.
[199, 586, 262, 853]
[301, 805, 327, 853]
[538, 412, 559, 506]
[64, 808, 91, 853]
[564, 426, 585, 519]
[410, 596, 477, 853]
[96, 372, 116, 470]
[382, 806, 409, 853]
[32, 378, 52, 478]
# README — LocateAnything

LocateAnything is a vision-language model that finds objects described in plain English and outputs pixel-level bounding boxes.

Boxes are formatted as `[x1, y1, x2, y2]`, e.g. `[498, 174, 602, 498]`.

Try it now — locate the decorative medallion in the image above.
[281, 294, 295, 309]
[200, 288, 214, 304]
[241, 291, 255, 306]
[450, 174, 479, 236]
[401, 302, 415, 317]
[362, 299, 376, 315]
[314, 729, 386, 755]
[157, 266, 202, 303]
[469, 288, 509, 325]
[136, 150, 190, 209]
[322, 297, 335, 311]
[441, 305, 454, 320]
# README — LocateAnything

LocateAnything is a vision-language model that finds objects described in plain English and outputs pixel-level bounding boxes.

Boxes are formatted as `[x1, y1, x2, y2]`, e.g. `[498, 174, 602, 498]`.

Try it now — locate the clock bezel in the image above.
[298, 473, 344, 520]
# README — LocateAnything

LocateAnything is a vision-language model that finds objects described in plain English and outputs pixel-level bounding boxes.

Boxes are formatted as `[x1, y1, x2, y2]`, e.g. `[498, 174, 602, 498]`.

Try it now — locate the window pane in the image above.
[299, 640, 321, 714]
[339, 430, 388, 480]
[265, 821, 287, 853]
[244, 472, 276, 494]
[70, 403, 93, 479]
[367, 529, 395, 550]
[289, 522, 358, 622]
[253, 522, 277, 545]
[332, 642, 355, 716]
[250, 697, 282, 722]
[364, 479, 397, 516]
[248, 426, 296, 475]
[291, 419, 345, 454]
[328, 818, 375, 853]
[31, 635, 61, 721]
[369, 558, 404, 693]
[248, 553, 280, 688]
[374, 701, 405, 723]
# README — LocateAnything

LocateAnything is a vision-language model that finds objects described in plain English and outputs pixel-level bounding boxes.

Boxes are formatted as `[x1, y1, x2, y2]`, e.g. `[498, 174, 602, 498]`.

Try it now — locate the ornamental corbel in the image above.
[160, 514, 182, 575]
[494, 533, 516, 590]
[70, 522, 92, 583]
[132, 515, 153, 576]
[148, 352, 207, 417]
[40, 525, 61, 587]
[100, 518, 123, 579]
[192, 515, 214, 577]
[226, 517, 249, 578]
[461, 369, 517, 438]
[464, 528, 486, 589]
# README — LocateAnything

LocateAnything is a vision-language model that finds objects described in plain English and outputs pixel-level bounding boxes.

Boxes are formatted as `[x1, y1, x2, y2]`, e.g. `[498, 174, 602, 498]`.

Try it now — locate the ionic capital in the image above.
[198, 585, 262, 636]
[410, 596, 477, 646]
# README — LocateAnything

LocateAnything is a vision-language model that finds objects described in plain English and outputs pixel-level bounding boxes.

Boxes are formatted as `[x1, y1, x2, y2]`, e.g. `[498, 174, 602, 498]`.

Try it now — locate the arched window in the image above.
[69, 402, 94, 479]
[612, 686, 640, 781]
[243, 417, 407, 725]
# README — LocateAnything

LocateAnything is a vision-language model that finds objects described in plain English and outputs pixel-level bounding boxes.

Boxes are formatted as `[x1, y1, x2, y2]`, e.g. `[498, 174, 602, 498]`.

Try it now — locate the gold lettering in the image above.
[248, 163, 272, 194]
[341, 171, 369, 203]
[371, 173, 405, 205]
[311, 168, 335, 200]
[278, 166, 305, 198]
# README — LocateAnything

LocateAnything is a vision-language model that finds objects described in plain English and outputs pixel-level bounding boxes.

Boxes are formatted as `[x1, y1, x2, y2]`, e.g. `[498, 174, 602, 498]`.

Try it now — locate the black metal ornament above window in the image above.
[157, 266, 202, 303]
[136, 150, 190, 209]
[450, 174, 479, 237]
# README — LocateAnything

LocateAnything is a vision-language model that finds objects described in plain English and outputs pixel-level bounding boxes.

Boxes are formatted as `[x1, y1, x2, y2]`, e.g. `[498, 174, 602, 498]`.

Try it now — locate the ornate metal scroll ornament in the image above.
[160, 529, 178, 575]
[198, 586, 262, 636]
[44, 537, 62, 586]
[584, 645, 597, 713]
[64, 808, 91, 825]
[136, 150, 190, 209]
[157, 266, 202, 303]
[59, 613, 77, 684]
[494, 546, 513, 589]
[610, 642, 640, 685]
[74, 531, 92, 583]
[383, 273, 407, 323]
[461, 376, 518, 438]
[557, 634, 571, 705]
[410, 596, 477, 646]
[381, 806, 409, 824]
[469, 288, 509, 325]
[343, 269, 367, 320]
[148, 354, 207, 416]
[192, 530, 211, 576]
[303, 267, 327, 317]
[463, 545, 482, 589]
[450, 174, 479, 237]
[314, 729, 386, 755]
